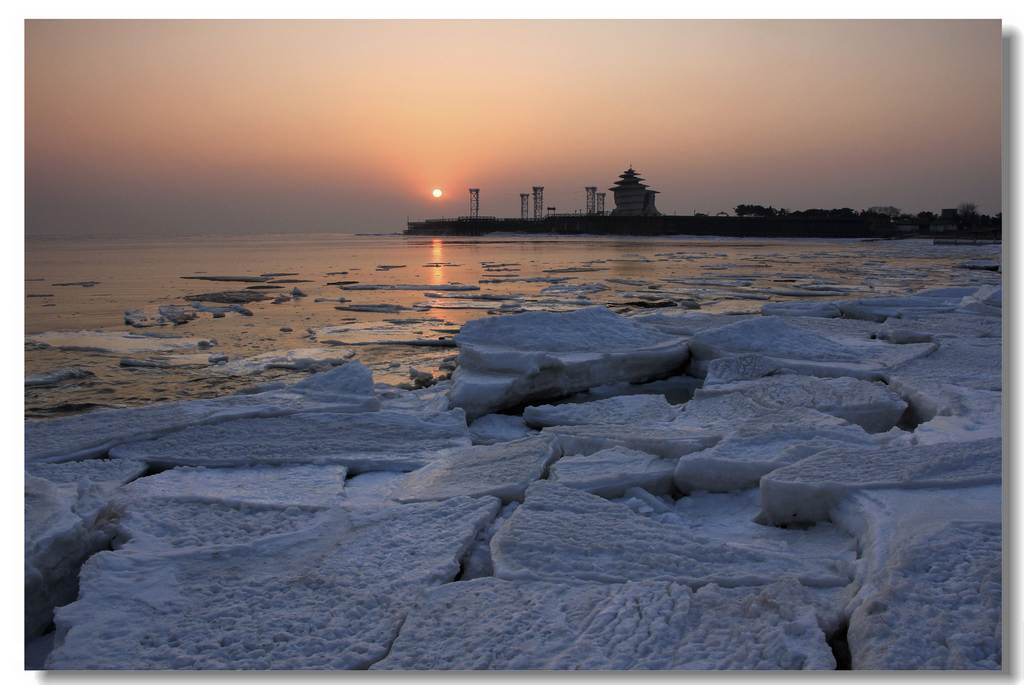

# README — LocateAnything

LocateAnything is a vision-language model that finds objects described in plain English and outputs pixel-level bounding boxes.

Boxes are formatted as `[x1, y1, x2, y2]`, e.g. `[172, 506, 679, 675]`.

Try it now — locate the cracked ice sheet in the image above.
[692, 374, 907, 433]
[549, 447, 677, 498]
[686, 316, 935, 381]
[110, 409, 471, 472]
[673, 408, 885, 493]
[491, 482, 852, 590]
[831, 486, 1001, 670]
[26, 362, 381, 462]
[372, 578, 835, 670]
[523, 393, 679, 428]
[543, 422, 719, 460]
[47, 496, 499, 669]
[759, 437, 1001, 525]
[122, 464, 349, 509]
[448, 307, 688, 419]
[394, 435, 560, 504]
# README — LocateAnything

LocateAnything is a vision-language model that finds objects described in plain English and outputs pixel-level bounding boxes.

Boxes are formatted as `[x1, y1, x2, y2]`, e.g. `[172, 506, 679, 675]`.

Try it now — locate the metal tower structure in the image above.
[532, 187, 544, 220]
[469, 188, 480, 219]
[520, 193, 530, 220]
[596, 192, 606, 215]
[585, 187, 597, 214]
[547, 206, 556, 217]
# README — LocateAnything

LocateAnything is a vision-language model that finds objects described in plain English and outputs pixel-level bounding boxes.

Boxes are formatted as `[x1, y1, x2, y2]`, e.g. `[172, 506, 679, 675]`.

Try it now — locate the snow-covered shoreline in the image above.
[25, 284, 1002, 670]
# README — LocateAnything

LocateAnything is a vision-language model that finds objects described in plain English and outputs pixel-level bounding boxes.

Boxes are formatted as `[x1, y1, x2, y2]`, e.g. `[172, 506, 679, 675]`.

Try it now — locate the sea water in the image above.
[25, 232, 1000, 416]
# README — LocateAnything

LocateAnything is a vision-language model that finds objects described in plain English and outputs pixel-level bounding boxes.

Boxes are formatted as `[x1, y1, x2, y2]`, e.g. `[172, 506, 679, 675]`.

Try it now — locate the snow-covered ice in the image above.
[687, 316, 935, 380]
[523, 394, 679, 428]
[111, 409, 472, 472]
[491, 482, 851, 589]
[673, 409, 881, 493]
[832, 486, 1001, 669]
[394, 435, 560, 503]
[373, 578, 836, 670]
[548, 447, 676, 498]
[448, 307, 688, 419]
[759, 438, 1001, 525]
[692, 375, 908, 433]
[467, 413, 534, 444]
[47, 496, 499, 669]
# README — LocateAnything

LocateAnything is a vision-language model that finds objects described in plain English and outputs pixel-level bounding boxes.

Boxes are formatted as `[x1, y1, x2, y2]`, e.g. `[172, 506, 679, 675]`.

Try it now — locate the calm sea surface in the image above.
[25, 233, 1000, 417]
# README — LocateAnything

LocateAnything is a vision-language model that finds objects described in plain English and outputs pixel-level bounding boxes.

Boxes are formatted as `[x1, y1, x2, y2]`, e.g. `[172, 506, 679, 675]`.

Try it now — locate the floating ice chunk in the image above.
[491, 482, 851, 589]
[335, 303, 406, 313]
[693, 375, 907, 433]
[111, 409, 471, 473]
[759, 438, 1001, 525]
[122, 464, 348, 509]
[48, 496, 499, 669]
[394, 435, 560, 504]
[27, 330, 216, 355]
[25, 477, 109, 637]
[341, 283, 480, 291]
[449, 307, 688, 419]
[674, 410, 880, 493]
[27, 362, 380, 462]
[119, 353, 214, 369]
[373, 578, 835, 670]
[180, 275, 270, 283]
[761, 301, 840, 318]
[831, 486, 1000, 669]
[25, 367, 94, 387]
[549, 447, 676, 498]
[539, 281, 608, 295]
[184, 290, 268, 304]
[544, 423, 719, 459]
[688, 316, 935, 380]
[523, 394, 678, 428]
[211, 347, 356, 376]
[468, 413, 534, 445]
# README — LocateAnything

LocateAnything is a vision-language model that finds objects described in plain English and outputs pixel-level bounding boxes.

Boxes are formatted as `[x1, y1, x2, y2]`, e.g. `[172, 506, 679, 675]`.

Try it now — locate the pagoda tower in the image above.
[609, 167, 661, 216]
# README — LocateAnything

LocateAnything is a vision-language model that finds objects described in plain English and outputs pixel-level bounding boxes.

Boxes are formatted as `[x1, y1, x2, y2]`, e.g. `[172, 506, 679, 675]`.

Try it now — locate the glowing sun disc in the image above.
[432, 188, 443, 198]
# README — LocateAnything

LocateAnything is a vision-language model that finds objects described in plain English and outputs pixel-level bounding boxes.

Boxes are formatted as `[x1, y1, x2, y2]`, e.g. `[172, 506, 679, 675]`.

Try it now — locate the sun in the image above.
[431, 188, 443, 198]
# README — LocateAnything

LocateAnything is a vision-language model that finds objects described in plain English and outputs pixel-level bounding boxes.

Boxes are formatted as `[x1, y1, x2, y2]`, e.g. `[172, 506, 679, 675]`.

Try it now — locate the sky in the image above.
[25, 20, 1002, 237]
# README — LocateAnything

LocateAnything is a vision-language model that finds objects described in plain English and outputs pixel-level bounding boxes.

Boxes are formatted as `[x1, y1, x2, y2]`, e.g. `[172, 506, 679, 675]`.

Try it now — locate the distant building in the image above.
[609, 167, 661, 216]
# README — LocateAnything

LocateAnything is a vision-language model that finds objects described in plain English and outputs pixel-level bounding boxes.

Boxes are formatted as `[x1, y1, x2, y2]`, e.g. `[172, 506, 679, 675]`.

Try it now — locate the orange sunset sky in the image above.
[26, 20, 1002, 236]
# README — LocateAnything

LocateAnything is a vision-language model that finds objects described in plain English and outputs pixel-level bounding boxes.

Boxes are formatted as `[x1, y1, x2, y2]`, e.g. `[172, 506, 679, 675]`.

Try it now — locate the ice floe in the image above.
[111, 409, 471, 472]
[549, 447, 676, 498]
[492, 481, 851, 589]
[523, 394, 679, 428]
[374, 578, 835, 670]
[48, 496, 499, 669]
[759, 438, 1001, 525]
[27, 330, 216, 355]
[394, 435, 560, 503]
[449, 307, 688, 419]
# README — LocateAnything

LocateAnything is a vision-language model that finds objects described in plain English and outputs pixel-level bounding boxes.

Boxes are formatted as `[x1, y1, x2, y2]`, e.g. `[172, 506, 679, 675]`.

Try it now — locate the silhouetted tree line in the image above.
[732, 203, 1001, 230]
